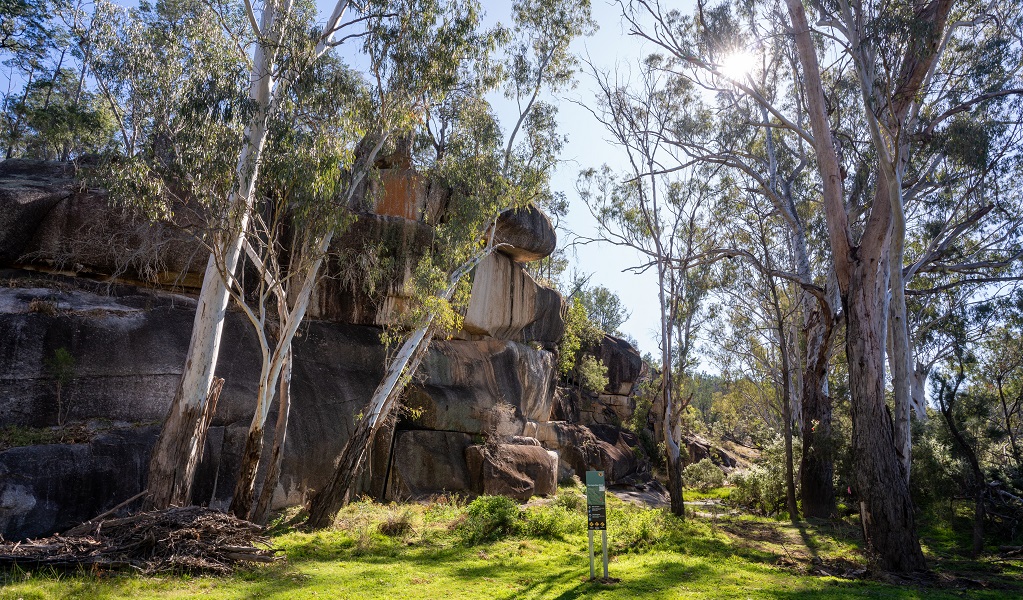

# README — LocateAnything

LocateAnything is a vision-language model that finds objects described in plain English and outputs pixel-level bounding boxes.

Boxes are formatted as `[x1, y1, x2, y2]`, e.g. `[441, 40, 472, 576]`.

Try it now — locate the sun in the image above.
[718, 51, 756, 82]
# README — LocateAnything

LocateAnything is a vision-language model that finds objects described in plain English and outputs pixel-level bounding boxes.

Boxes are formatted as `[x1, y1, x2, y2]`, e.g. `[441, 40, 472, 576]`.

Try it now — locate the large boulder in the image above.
[598, 335, 644, 395]
[462, 252, 565, 344]
[404, 339, 556, 437]
[366, 169, 446, 223]
[0, 160, 74, 265]
[491, 204, 557, 263]
[534, 421, 646, 485]
[0, 427, 157, 540]
[465, 442, 558, 500]
[307, 214, 433, 325]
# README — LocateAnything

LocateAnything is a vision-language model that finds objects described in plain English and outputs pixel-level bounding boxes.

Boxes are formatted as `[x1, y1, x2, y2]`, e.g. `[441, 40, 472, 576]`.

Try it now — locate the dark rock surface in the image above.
[535, 421, 647, 485]
[0, 161, 74, 265]
[408, 339, 556, 437]
[491, 204, 557, 263]
[0, 427, 156, 540]
[384, 430, 474, 500]
[0, 274, 561, 539]
[598, 334, 645, 396]
[465, 442, 558, 500]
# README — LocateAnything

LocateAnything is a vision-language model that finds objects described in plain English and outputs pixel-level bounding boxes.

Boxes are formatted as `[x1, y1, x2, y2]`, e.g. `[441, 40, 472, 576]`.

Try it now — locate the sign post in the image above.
[585, 470, 608, 580]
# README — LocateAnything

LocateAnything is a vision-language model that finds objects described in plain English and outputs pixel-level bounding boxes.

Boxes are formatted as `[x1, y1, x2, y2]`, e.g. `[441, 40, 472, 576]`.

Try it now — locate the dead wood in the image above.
[0, 506, 279, 574]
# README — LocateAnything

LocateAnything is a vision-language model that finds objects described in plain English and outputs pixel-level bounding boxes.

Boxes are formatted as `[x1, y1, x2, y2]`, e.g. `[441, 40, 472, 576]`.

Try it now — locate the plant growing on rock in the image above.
[44, 346, 76, 431]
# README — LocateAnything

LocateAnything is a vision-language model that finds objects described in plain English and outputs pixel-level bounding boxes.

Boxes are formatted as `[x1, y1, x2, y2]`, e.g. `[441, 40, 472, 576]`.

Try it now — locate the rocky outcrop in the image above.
[0, 159, 576, 540]
[367, 169, 446, 223]
[307, 214, 433, 325]
[534, 421, 646, 485]
[0, 161, 74, 265]
[0, 270, 565, 538]
[407, 339, 556, 437]
[491, 204, 557, 263]
[383, 430, 475, 500]
[465, 442, 558, 500]
[462, 252, 564, 344]
[599, 335, 644, 396]
[0, 427, 157, 540]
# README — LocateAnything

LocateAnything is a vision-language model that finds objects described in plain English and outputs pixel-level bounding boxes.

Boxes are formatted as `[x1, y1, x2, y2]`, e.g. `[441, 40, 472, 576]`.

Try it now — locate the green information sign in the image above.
[585, 470, 609, 579]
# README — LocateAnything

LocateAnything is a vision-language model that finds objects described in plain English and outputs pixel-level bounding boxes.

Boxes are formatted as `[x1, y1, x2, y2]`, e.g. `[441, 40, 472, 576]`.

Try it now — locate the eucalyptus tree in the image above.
[577, 55, 719, 515]
[620, 0, 1023, 569]
[607, 0, 842, 518]
[305, 0, 595, 528]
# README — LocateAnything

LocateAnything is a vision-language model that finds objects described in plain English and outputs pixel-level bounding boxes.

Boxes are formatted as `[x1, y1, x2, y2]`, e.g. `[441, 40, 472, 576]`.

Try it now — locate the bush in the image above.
[553, 490, 584, 512]
[683, 458, 725, 491]
[457, 495, 520, 544]
[521, 505, 573, 539]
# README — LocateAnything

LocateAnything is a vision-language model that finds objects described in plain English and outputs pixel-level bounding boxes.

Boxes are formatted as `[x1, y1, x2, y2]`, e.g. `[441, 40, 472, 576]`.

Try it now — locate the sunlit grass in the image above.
[2, 490, 1021, 599]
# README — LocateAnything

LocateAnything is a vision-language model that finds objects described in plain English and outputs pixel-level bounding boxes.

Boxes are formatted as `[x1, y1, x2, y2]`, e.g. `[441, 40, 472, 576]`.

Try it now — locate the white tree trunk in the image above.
[146, 1, 282, 509]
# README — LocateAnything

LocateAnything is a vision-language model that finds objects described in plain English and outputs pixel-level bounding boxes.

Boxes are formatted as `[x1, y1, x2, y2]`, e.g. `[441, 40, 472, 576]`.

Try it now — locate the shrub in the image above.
[378, 508, 414, 537]
[521, 505, 571, 539]
[553, 490, 583, 512]
[683, 458, 725, 491]
[457, 495, 519, 544]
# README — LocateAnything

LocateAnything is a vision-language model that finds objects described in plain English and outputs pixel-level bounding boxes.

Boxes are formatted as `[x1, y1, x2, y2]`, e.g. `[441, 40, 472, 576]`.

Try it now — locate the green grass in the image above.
[2, 492, 1021, 599]
[684, 486, 731, 501]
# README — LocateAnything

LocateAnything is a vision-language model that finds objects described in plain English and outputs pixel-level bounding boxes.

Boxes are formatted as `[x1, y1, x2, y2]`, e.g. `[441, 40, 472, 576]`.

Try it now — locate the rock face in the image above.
[465, 442, 558, 500]
[0, 159, 578, 540]
[0, 427, 157, 540]
[462, 252, 565, 345]
[535, 421, 646, 485]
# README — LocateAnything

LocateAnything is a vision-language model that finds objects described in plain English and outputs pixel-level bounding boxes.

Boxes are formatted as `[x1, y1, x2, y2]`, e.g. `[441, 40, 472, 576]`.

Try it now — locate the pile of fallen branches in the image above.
[0, 506, 280, 574]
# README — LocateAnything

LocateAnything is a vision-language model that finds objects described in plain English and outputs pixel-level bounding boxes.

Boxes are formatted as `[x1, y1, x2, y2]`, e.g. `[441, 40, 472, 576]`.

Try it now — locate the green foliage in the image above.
[519, 504, 577, 539]
[44, 346, 76, 428]
[728, 435, 798, 516]
[683, 457, 725, 491]
[457, 495, 519, 544]
[577, 283, 630, 335]
[558, 295, 604, 377]
[576, 354, 609, 393]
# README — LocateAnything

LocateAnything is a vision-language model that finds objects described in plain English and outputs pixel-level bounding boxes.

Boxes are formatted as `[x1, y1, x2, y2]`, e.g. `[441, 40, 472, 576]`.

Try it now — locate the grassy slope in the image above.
[2, 490, 1021, 600]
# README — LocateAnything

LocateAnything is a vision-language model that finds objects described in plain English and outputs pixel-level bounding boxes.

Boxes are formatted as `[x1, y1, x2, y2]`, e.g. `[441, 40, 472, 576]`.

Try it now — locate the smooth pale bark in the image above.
[146, 1, 282, 510]
[910, 362, 929, 421]
[306, 247, 499, 528]
[148, 0, 353, 511]
[252, 349, 293, 525]
[229, 136, 388, 519]
[785, 0, 928, 570]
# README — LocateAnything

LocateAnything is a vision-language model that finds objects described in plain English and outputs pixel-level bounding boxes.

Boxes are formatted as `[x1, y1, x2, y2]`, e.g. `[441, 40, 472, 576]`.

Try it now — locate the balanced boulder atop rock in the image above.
[491, 203, 557, 263]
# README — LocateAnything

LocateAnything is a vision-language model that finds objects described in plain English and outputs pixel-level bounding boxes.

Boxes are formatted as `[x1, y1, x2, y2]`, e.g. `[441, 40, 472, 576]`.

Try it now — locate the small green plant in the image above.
[683, 458, 725, 491]
[44, 347, 77, 430]
[457, 495, 519, 544]
[553, 490, 583, 512]
[520, 505, 570, 539]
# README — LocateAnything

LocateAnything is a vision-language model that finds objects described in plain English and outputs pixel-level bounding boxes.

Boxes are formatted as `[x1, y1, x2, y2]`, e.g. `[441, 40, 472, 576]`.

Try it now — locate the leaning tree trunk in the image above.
[145, 2, 279, 510]
[306, 246, 497, 528]
[252, 349, 293, 524]
[845, 271, 927, 572]
[307, 322, 436, 528]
